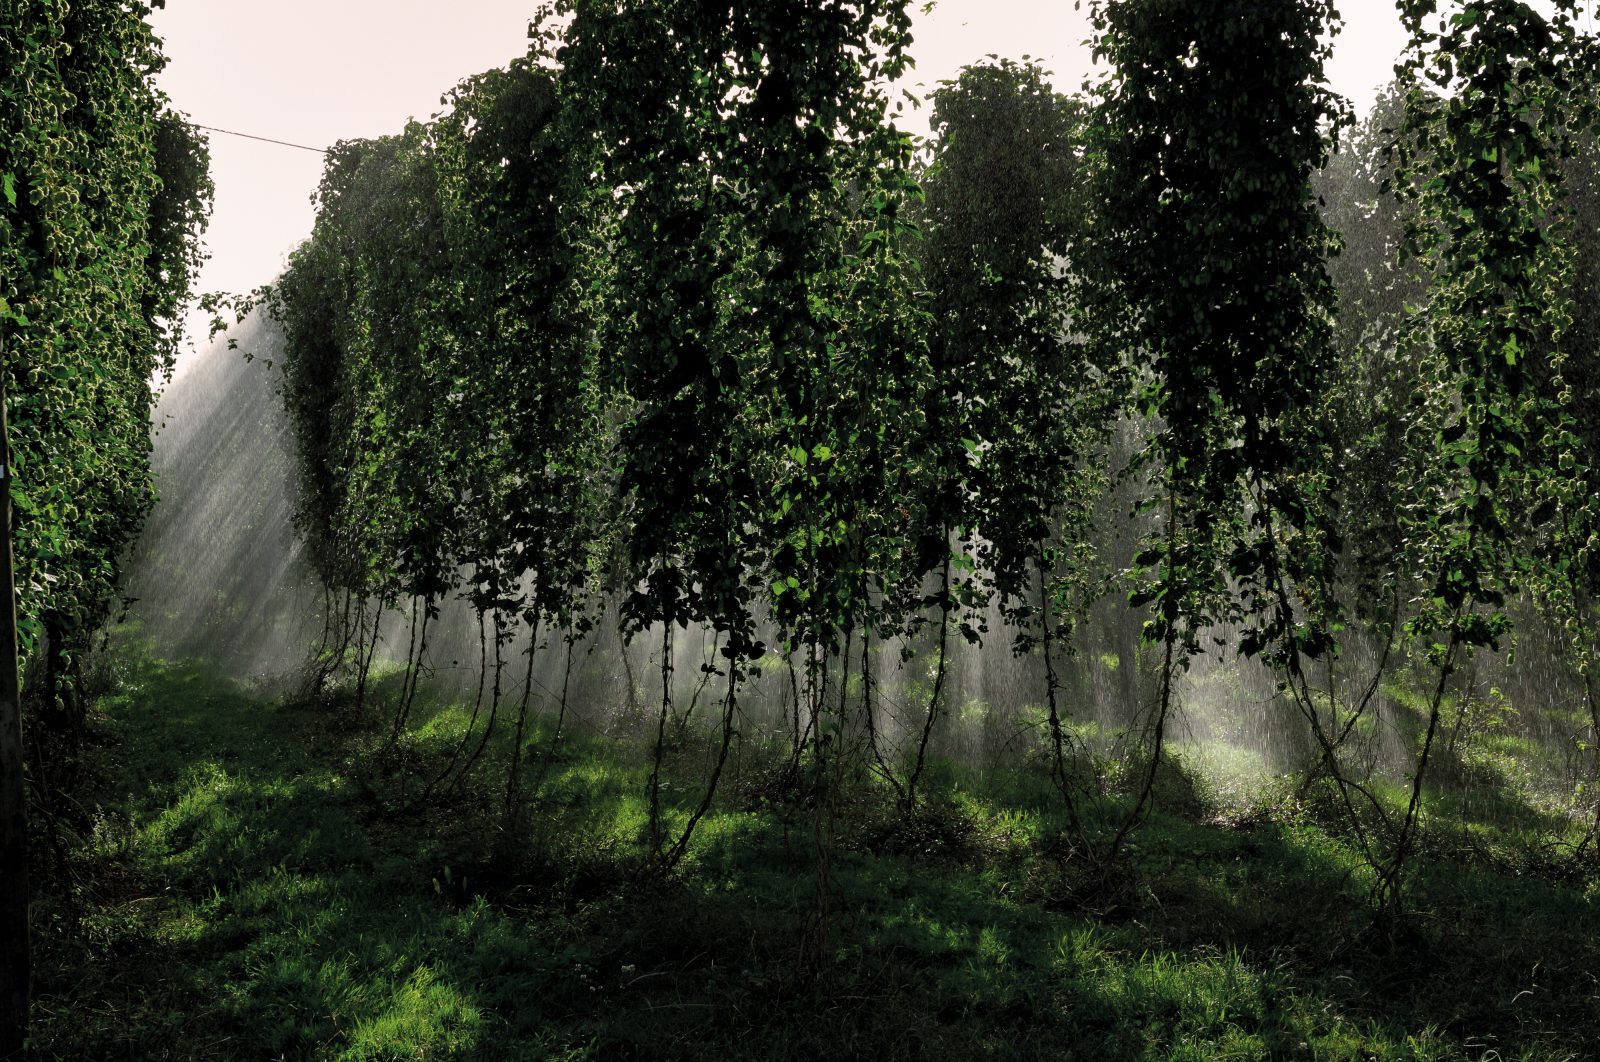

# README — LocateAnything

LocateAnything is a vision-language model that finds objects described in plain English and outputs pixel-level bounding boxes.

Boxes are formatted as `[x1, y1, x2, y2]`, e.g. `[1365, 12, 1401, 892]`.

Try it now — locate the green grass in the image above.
[26, 650, 1600, 1059]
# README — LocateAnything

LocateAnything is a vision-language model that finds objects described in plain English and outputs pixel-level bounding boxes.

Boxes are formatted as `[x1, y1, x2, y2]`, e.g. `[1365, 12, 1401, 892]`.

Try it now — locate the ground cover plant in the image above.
[24, 649, 1600, 1059]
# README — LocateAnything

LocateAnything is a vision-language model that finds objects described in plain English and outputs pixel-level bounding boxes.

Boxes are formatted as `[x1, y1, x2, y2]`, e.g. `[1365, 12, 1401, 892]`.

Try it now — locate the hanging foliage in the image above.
[1, 0, 211, 716]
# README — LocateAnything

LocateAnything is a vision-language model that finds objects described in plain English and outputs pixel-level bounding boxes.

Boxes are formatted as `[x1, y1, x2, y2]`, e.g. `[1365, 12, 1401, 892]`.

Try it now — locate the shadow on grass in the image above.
[31, 656, 594, 1059]
[27, 653, 1600, 1060]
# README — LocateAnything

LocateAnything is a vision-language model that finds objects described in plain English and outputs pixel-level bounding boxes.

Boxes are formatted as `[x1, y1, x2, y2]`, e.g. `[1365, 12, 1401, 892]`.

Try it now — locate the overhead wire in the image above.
[191, 123, 329, 155]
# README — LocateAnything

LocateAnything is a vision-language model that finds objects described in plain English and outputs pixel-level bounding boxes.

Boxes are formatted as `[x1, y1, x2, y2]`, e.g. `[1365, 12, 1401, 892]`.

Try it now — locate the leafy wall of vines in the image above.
[245, 0, 1600, 904]
[1, 0, 211, 729]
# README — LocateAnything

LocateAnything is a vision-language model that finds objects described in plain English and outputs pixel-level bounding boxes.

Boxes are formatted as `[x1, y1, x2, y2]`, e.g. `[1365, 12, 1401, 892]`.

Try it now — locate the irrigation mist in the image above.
[124, 317, 1596, 815]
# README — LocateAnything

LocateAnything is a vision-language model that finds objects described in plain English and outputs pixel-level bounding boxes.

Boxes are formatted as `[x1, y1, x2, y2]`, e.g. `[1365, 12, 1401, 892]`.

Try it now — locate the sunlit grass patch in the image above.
[334, 964, 482, 1059]
[1170, 742, 1276, 811]
[30, 648, 1600, 1060]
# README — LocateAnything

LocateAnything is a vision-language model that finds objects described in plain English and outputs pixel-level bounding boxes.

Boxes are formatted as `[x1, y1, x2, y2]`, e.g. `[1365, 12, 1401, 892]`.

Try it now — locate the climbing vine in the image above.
[1080, 0, 1348, 851]
[2, 2, 211, 1047]
[222, 0, 1600, 921]
[1, 0, 211, 735]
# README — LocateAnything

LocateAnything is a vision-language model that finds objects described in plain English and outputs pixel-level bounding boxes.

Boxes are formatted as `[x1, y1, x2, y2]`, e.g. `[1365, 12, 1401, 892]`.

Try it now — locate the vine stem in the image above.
[906, 549, 952, 810]
[1038, 543, 1085, 845]
[1375, 630, 1461, 919]
[355, 598, 385, 715]
[677, 629, 721, 736]
[808, 636, 834, 967]
[426, 606, 488, 797]
[1248, 471, 1391, 866]
[529, 634, 578, 804]
[504, 611, 542, 823]
[382, 596, 429, 756]
[647, 620, 674, 862]
[864, 619, 907, 803]
[788, 656, 804, 771]
[1108, 489, 1178, 862]
[311, 586, 357, 699]
[453, 605, 505, 791]
[659, 659, 742, 874]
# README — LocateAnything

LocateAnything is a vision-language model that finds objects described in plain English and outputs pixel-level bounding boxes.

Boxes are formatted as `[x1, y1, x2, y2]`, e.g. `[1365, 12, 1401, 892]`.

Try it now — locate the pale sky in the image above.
[151, 0, 1408, 374]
